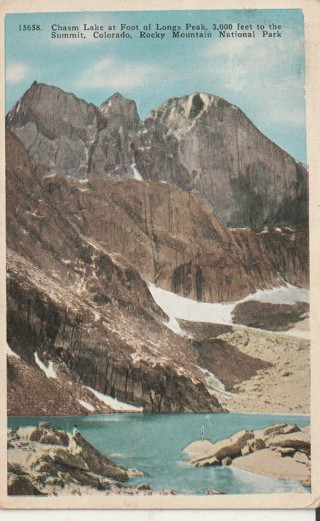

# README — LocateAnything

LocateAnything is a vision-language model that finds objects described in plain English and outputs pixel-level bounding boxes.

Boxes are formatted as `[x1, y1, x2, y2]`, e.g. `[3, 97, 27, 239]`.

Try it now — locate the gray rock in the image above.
[205, 488, 225, 495]
[8, 474, 45, 496]
[48, 447, 89, 470]
[6, 84, 308, 230]
[137, 483, 152, 491]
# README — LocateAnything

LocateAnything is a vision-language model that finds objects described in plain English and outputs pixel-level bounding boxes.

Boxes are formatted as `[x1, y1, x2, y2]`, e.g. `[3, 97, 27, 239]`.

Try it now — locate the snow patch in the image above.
[34, 352, 57, 379]
[7, 344, 20, 359]
[148, 283, 310, 339]
[86, 386, 143, 412]
[197, 365, 225, 393]
[131, 163, 143, 181]
[240, 284, 309, 306]
[77, 399, 96, 412]
[148, 283, 234, 325]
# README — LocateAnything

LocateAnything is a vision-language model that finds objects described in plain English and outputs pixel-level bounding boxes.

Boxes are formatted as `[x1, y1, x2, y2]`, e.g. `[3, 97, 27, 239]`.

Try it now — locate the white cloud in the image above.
[6, 62, 30, 83]
[76, 57, 164, 90]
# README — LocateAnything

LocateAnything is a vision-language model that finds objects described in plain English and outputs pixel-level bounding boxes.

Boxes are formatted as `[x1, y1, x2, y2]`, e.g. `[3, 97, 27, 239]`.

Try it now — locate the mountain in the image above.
[6, 83, 308, 230]
[137, 93, 308, 230]
[5, 83, 309, 416]
[6, 130, 225, 414]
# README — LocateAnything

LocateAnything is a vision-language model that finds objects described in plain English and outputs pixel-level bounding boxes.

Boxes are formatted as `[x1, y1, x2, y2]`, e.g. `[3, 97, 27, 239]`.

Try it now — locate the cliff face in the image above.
[6, 130, 223, 414]
[31, 175, 307, 302]
[7, 83, 308, 230]
[137, 93, 308, 229]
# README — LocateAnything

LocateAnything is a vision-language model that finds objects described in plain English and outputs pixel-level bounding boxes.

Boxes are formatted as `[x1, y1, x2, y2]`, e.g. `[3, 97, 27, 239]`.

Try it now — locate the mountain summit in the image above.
[6, 83, 308, 230]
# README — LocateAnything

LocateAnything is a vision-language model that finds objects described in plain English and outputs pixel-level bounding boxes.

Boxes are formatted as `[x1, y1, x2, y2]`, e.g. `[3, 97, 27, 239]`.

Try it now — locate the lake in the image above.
[8, 412, 310, 495]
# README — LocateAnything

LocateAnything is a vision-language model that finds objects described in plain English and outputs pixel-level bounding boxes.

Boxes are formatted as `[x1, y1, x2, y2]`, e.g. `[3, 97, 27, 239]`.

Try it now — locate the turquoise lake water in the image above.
[8, 413, 310, 495]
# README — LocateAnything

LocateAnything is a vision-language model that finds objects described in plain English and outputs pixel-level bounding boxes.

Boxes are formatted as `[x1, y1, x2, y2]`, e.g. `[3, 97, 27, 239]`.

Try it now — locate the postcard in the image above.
[1, 0, 320, 510]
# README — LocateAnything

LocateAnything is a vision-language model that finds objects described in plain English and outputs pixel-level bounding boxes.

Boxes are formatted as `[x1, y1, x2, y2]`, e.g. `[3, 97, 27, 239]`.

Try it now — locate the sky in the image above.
[5, 9, 306, 163]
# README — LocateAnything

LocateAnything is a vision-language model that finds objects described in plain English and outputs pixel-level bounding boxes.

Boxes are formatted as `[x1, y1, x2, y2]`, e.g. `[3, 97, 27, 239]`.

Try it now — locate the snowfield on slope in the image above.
[86, 386, 143, 412]
[148, 283, 309, 339]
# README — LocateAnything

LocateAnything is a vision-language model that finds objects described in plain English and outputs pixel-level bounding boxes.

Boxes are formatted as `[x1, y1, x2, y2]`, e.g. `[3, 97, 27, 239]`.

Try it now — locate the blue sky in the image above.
[5, 9, 306, 163]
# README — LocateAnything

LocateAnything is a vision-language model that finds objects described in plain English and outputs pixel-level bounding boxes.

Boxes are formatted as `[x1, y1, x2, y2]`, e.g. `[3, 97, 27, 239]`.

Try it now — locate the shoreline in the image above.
[229, 464, 311, 490]
[7, 411, 311, 419]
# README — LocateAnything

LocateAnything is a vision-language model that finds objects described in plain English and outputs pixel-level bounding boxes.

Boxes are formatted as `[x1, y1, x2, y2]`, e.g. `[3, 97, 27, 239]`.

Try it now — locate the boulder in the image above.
[222, 457, 232, 466]
[39, 422, 52, 429]
[280, 425, 301, 435]
[205, 489, 225, 495]
[158, 489, 177, 495]
[183, 439, 216, 453]
[248, 438, 265, 451]
[189, 430, 254, 466]
[32, 458, 59, 476]
[241, 446, 252, 456]
[29, 427, 45, 442]
[127, 468, 144, 477]
[8, 462, 27, 475]
[8, 474, 45, 496]
[48, 447, 89, 471]
[39, 431, 70, 447]
[195, 456, 221, 467]
[67, 468, 105, 489]
[137, 483, 152, 491]
[267, 432, 310, 454]
[74, 434, 129, 482]
[255, 424, 288, 440]
[275, 448, 296, 457]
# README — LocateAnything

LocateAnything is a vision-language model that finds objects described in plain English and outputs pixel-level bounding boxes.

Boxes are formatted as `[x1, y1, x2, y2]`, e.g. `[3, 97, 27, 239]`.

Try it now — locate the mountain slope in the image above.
[6, 130, 224, 414]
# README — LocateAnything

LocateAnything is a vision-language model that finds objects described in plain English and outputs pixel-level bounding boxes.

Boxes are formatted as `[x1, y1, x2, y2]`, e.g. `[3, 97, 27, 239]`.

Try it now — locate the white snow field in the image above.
[148, 283, 309, 339]
[86, 386, 143, 412]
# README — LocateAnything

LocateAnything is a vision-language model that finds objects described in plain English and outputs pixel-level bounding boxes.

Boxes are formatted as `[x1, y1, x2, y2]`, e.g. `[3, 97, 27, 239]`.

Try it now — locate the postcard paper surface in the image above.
[1, 0, 319, 510]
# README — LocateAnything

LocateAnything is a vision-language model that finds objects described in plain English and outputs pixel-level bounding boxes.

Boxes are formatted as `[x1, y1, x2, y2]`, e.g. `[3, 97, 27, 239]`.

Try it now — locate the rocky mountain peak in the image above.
[145, 92, 219, 136]
[6, 83, 308, 229]
[99, 92, 140, 128]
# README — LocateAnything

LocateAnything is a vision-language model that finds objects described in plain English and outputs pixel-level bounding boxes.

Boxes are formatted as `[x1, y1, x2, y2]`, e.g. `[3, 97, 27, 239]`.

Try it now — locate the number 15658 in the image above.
[19, 24, 41, 31]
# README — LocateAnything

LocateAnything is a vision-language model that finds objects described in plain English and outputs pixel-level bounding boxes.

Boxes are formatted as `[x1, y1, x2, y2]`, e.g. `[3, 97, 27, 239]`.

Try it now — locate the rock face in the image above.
[137, 93, 308, 230]
[232, 301, 309, 331]
[7, 424, 131, 495]
[6, 82, 140, 181]
[184, 423, 310, 486]
[6, 130, 223, 414]
[7, 83, 308, 230]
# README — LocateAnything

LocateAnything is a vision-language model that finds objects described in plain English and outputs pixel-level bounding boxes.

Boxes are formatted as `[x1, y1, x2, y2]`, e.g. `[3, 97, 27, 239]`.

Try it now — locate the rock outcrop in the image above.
[7, 424, 138, 495]
[232, 300, 309, 331]
[6, 83, 308, 230]
[184, 423, 310, 486]
[8, 424, 180, 496]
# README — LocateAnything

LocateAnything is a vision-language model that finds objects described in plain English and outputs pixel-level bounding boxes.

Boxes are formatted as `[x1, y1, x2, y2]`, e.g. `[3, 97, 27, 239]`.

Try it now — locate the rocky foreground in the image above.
[7, 423, 175, 496]
[184, 423, 311, 488]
